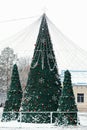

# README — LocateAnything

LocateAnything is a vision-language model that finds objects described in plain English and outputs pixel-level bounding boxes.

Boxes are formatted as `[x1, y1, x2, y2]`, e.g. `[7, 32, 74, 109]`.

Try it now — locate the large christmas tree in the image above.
[58, 70, 78, 125]
[21, 14, 61, 123]
[2, 64, 22, 121]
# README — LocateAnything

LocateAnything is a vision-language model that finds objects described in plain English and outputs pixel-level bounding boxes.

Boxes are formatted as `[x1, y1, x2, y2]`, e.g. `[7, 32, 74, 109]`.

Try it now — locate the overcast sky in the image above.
[0, 0, 87, 52]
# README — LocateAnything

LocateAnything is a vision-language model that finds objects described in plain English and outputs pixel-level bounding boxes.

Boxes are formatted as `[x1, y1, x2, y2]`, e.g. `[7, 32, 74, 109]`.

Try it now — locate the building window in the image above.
[77, 93, 84, 103]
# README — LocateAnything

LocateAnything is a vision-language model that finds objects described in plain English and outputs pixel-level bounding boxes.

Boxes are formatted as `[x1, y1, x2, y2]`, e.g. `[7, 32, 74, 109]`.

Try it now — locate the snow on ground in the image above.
[0, 107, 87, 130]
[0, 123, 87, 130]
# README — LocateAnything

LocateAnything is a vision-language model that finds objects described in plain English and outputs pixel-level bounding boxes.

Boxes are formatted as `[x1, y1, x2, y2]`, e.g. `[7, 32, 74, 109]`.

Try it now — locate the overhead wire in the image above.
[47, 16, 87, 70]
[0, 15, 42, 57]
[1, 14, 87, 71]
[0, 14, 40, 23]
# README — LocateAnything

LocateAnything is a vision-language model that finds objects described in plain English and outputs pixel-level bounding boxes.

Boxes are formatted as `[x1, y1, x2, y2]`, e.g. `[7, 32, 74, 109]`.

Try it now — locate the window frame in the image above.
[77, 93, 84, 103]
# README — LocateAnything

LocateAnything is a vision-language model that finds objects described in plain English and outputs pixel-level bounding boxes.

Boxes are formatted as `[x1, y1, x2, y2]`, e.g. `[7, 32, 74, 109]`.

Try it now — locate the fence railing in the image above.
[1, 111, 79, 124]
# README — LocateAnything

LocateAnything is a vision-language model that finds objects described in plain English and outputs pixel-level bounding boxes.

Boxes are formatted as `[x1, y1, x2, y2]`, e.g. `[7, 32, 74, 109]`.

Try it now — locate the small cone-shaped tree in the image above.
[2, 64, 22, 121]
[21, 14, 61, 123]
[57, 70, 78, 125]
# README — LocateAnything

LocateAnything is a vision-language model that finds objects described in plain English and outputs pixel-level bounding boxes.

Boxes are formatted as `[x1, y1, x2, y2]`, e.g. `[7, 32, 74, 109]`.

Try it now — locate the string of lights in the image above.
[0, 14, 40, 23]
